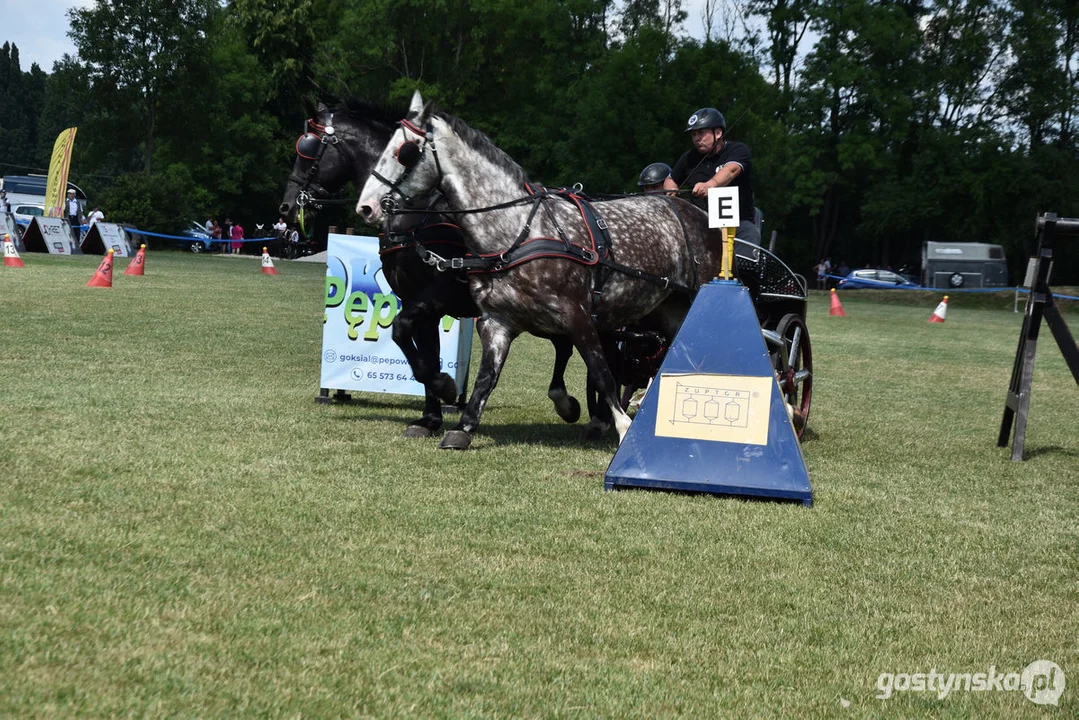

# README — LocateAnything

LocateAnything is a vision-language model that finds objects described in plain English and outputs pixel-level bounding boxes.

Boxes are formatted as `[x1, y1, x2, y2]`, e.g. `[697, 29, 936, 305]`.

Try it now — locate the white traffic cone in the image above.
[929, 296, 948, 323]
[3, 233, 25, 267]
[261, 247, 278, 275]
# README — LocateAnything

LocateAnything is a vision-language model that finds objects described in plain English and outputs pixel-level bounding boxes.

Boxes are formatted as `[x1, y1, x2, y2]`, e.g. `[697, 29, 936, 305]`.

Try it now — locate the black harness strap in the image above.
[659, 195, 700, 293]
[382, 178, 694, 296]
[379, 222, 467, 256]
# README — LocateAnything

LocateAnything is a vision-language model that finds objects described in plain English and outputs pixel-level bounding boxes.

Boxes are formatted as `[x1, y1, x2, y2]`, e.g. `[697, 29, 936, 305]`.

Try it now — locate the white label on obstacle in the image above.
[707, 187, 740, 229]
[654, 373, 772, 445]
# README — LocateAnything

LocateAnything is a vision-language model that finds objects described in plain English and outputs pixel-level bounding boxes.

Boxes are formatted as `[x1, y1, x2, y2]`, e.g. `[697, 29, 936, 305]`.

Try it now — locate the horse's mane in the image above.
[434, 110, 530, 185]
[333, 97, 405, 131]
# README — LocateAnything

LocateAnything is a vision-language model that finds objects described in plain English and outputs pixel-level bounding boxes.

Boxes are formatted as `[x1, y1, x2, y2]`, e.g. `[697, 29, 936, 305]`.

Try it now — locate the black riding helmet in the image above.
[638, 162, 672, 187]
[685, 107, 726, 133]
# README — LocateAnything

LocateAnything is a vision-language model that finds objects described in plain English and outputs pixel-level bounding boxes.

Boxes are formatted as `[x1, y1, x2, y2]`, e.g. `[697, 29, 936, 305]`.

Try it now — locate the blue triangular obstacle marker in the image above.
[605, 280, 813, 505]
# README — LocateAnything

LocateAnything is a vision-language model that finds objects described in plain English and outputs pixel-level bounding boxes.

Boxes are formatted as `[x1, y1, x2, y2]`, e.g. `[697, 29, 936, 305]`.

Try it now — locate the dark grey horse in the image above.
[358, 92, 728, 449]
[279, 99, 581, 436]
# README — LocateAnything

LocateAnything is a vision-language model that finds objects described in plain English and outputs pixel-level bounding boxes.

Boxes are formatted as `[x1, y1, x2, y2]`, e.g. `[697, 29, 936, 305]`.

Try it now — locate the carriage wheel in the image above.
[772, 313, 813, 438]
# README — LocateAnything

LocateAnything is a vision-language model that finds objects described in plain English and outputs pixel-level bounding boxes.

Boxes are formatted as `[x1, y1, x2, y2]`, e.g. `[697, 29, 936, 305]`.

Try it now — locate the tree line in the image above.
[1, 0, 1076, 281]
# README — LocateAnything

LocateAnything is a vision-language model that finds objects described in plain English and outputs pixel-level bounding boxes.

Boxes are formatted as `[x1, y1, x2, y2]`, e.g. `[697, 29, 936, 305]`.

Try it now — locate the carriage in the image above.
[287, 95, 815, 446]
[612, 237, 813, 436]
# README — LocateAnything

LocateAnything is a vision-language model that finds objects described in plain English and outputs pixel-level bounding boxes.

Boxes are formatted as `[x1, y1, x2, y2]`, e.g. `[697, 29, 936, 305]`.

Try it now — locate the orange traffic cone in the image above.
[124, 244, 146, 276]
[829, 288, 846, 317]
[3, 233, 25, 267]
[929, 295, 949, 323]
[87, 249, 115, 288]
[261, 247, 278, 275]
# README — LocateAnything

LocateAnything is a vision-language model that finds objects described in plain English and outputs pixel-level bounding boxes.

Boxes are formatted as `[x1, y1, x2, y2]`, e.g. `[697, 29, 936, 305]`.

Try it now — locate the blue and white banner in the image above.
[320, 234, 473, 397]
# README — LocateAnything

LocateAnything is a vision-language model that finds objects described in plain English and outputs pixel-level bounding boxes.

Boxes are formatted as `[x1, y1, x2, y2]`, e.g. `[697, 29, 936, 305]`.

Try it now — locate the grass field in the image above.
[1, 251, 1076, 717]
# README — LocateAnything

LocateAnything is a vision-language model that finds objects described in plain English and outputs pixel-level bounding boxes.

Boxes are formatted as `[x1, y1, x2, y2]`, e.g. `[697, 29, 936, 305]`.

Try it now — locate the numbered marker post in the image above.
[708, 187, 740, 279]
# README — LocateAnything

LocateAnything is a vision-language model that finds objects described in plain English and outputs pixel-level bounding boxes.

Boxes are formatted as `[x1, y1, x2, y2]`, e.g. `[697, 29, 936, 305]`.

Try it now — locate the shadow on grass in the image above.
[609, 483, 811, 506]
[1022, 444, 1079, 460]
[339, 408, 620, 450]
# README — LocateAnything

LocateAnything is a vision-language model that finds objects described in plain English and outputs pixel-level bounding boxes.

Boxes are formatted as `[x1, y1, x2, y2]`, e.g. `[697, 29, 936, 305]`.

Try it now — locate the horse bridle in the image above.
[371, 118, 444, 212]
[290, 114, 357, 210]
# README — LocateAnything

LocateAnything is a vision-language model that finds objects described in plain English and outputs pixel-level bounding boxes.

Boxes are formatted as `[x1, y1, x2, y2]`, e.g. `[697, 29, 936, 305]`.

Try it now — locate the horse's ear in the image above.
[409, 90, 424, 116]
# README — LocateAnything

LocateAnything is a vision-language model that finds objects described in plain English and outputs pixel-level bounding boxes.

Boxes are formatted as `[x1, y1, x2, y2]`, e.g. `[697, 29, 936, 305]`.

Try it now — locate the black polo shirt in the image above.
[671, 140, 754, 218]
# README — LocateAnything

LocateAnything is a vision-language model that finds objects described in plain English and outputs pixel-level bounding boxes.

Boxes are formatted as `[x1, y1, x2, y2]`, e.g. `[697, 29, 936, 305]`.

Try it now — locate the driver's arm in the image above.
[693, 164, 742, 196]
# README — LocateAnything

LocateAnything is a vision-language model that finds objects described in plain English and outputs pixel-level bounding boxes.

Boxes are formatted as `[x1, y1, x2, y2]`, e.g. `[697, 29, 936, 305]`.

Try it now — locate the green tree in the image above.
[68, 0, 217, 175]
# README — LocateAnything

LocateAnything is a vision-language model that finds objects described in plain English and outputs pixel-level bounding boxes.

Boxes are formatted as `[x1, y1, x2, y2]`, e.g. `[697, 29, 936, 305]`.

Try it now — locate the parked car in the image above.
[10, 204, 45, 240]
[837, 268, 921, 289]
[13, 203, 45, 223]
[175, 221, 215, 253]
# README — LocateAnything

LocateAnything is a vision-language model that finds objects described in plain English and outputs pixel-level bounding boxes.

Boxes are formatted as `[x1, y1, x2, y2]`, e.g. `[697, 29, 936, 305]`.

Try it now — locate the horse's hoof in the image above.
[403, 424, 433, 439]
[439, 430, 473, 450]
[558, 397, 581, 424]
[433, 373, 458, 405]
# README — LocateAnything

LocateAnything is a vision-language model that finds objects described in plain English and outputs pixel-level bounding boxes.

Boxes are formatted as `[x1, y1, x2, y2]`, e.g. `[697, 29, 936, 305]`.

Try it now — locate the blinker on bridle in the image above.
[372, 118, 443, 210]
[292, 116, 340, 210]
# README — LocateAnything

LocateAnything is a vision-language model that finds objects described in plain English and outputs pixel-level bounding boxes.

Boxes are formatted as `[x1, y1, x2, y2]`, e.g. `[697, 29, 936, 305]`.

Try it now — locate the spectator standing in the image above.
[230, 221, 244, 254]
[65, 189, 84, 245]
[87, 206, 104, 226]
[814, 259, 828, 290]
[223, 218, 233, 253]
[0, 190, 11, 214]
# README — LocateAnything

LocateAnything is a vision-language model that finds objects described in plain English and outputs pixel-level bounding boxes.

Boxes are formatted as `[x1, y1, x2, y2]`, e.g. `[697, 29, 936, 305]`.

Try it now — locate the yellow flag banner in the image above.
[44, 127, 78, 217]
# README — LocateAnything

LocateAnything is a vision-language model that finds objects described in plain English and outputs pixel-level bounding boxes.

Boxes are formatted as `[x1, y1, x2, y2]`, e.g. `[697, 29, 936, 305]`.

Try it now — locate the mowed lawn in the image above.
[1, 252, 1076, 718]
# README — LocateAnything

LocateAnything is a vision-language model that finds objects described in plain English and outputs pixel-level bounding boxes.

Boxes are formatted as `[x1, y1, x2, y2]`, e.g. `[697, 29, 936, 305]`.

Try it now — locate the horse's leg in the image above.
[439, 317, 519, 450]
[583, 333, 624, 439]
[391, 303, 455, 438]
[572, 320, 632, 443]
[405, 389, 445, 439]
[547, 337, 581, 423]
[409, 308, 457, 404]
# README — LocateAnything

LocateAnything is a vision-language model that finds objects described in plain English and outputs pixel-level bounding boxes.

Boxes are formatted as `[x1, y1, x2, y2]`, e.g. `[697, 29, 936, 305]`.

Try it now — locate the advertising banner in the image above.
[320, 233, 473, 397]
[81, 223, 134, 256]
[20, 217, 82, 254]
[1, 213, 22, 252]
[44, 127, 77, 218]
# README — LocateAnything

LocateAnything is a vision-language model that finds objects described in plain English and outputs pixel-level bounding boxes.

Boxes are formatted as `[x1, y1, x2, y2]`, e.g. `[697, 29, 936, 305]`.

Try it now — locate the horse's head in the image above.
[278, 100, 354, 231]
[357, 91, 444, 225]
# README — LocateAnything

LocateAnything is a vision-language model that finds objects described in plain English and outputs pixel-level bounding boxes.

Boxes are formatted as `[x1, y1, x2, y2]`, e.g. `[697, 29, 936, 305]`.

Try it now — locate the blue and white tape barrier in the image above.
[825, 274, 1078, 301]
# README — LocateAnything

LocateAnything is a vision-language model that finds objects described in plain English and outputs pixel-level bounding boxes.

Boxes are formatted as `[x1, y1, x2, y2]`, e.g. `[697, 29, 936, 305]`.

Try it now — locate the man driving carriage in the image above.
[663, 107, 760, 245]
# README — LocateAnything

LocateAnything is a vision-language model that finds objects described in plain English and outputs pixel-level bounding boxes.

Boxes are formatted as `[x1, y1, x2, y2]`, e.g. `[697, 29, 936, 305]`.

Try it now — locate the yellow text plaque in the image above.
[653, 373, 773, 446]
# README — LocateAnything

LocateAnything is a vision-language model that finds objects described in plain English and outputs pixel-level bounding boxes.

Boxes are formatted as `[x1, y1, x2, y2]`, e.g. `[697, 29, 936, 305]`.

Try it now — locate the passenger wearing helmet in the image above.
[663, 107, 759, 244]
[637, 162, 671, 193]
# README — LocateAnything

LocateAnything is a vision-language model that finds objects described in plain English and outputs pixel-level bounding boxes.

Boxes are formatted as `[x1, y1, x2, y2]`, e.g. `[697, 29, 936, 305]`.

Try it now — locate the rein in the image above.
[385, 183, 694, 295]
[371, 119, 446, 208]
[376, 116, 696, 295]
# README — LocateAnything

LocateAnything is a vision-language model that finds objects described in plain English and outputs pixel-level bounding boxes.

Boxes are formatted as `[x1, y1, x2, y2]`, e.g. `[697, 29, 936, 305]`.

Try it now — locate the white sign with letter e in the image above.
[707, 186, 741, 228]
